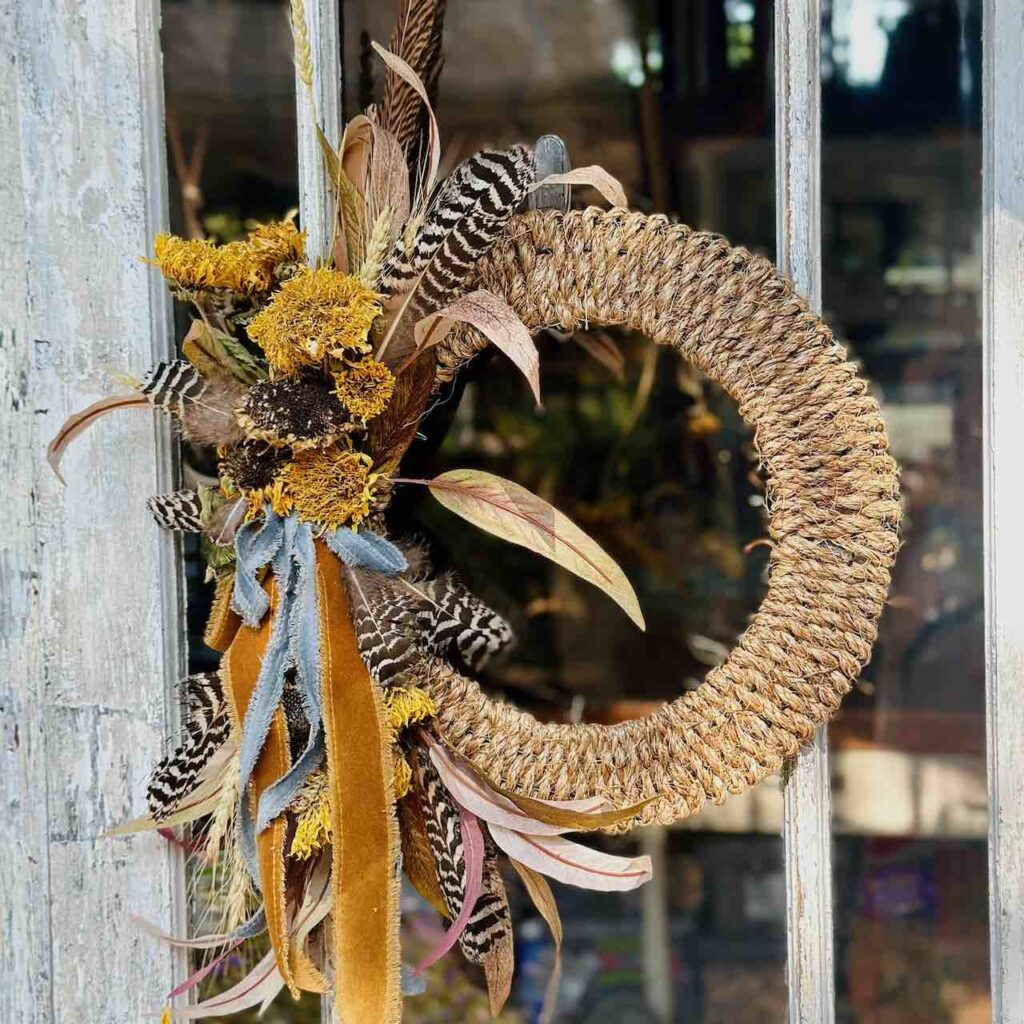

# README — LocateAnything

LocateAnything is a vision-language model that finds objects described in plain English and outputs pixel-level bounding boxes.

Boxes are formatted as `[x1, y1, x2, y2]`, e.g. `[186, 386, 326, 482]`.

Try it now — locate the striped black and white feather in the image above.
[459, 832, 512, 965]
[147, 672, 230, 820]
[344, 566, 422, 686]
[414, 750, 513, 967]
[140, 360, 207, 416]
[404, 576, 514, 672]
[380, 145, 535, 314]
[414, 749, 466, 921]
[146, 489, 204, 533]
[379, 0, 447, 159]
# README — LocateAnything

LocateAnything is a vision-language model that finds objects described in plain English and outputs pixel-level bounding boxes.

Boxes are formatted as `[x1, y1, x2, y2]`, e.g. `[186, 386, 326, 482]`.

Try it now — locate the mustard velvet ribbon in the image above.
[316, 539, 403, 1024]
[221, 579, 301, 995]
[218, 542, 401, 1015]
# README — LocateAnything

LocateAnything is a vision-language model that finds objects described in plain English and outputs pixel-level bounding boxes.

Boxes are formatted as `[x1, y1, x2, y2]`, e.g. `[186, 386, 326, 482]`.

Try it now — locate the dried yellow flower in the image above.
[334, 359, 396, 421]
[151, 220, 304, 295]
[393, 754, 412, 800]
[383, 686, 437, 734]
[275, 447, 377, 529]
[289, 772, 331, 859]
[247, 268, 380, 375]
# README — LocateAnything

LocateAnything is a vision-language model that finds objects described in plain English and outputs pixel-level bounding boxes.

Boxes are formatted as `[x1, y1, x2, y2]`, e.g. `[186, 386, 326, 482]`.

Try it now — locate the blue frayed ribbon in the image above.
[230, 510, 407, 884]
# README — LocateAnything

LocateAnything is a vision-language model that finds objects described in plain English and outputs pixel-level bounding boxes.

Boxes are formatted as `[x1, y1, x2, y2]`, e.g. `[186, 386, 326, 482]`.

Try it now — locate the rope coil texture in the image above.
[426, 208, 901, 827]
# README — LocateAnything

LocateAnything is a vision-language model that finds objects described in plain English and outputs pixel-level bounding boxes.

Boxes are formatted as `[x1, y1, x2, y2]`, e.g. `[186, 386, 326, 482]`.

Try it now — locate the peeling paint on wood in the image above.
[296, 0, 344, 267]
[775, 3, 836, 1023]
[0, 2, 187, 1021]
[983, 2, 1024, 1019]
[290, 4, 344, 1019]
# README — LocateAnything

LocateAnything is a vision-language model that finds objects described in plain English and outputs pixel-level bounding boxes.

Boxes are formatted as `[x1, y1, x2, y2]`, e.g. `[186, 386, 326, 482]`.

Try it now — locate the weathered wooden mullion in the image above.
[982, 1, 1024, 1019]
[291, 3, 344, 1020]
[0, 0, 187, 1020]
[296, 0, 344, 266]
[775, 3, 836, 1023]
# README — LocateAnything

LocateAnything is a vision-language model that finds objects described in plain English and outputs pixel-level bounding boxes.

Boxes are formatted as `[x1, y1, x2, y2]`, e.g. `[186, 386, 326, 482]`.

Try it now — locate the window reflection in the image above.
[822, 0, 988, 1020]
[161, 0, 987, 1020]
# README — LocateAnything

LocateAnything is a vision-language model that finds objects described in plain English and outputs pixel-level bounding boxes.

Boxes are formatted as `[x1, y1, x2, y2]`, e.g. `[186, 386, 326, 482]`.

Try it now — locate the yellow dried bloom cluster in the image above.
[383, 686, 437, 733]
[289, 773, 331, 860]
[383, 686, 437, 800]
[248, 268, 381, 375]
[334, 359, 396, 421]
[151, 221, 304, 295]
[393, 756, 413, 800]
[271, 447, 377, 529]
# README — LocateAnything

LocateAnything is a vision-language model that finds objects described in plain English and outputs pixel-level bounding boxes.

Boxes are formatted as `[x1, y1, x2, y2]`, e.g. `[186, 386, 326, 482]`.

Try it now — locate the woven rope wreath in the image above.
[429, 207, 902, 823]
[50, 4, 899, 1021]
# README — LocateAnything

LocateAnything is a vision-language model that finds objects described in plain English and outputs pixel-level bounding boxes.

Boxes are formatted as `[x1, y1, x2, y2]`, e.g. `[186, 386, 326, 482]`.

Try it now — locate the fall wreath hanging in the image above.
[50, 1, 900, 1021]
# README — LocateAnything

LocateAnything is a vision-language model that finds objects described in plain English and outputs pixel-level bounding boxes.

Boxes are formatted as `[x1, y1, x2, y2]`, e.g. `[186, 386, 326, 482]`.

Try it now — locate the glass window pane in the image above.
[821, 1, 988, 1020]
[342, 1, 782, 1020]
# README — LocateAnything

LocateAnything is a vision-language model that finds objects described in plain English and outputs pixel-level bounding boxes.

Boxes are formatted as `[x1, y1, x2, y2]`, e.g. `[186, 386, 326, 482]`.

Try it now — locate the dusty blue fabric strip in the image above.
[232, 509, 285, 626]
[255, 522, 325, 831]
[324, 525, 408, 574]
[230, 510, 407, 885]
[236, 517, 298, 877]
[230, 908, 267, 941]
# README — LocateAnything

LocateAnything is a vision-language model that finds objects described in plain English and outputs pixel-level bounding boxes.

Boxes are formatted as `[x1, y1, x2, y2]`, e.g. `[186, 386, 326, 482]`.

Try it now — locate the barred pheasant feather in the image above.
[378, 0, 447, 158]
[346, 552, 515, 683]
[380, 145, 536, 314]
[146, 489, 204, 533]
[140, 359, 206, 415]
[344, 565, 423, 685]
[51, 3, 653, 1021]
[147, 672, 230, 819]
[409, 575, 515, 671]
[414, 748, 468, 922]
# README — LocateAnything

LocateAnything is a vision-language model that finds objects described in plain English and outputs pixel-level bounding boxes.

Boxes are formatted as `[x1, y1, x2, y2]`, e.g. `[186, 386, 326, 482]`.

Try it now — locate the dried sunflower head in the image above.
[236, 373, 349, 449]
[333, 359, 396, 421]
[275, 447, 377, 529]
[151, 220, 304, 295]
[219, 441, 291, 492]
[247, 268, 381, 374]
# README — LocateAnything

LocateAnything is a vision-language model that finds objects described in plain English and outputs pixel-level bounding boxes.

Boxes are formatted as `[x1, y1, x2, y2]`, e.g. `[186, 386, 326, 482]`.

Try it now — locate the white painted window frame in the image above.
[2, 1, 1019, 1021]
[1, 1, 187, 1021]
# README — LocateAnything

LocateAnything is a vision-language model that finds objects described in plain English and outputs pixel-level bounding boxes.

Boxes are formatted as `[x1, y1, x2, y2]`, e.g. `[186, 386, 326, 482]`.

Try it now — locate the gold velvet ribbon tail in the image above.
[316, 540, 403, 1024]
[221, 580, 299, 998]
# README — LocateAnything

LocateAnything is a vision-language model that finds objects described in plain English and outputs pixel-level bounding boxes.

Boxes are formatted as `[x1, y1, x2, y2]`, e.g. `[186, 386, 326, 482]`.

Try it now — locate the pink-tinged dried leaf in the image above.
[428, 742, 570, 836]
[414, 807, 485, 975]
[509, 858, 563, 1023]
[371, 42, 440, 205]
[413, 289, 541, 405]
[47, 393, 150, 482]
[419, 469, 645, 629]
[167, 939, 243, 1000]
[169, 949, 282, 1019]
[489, 825, 652, 892]
[167, 856, 331, 1019]
[131, 915, 238, 951]
[529, 166, 628, 208]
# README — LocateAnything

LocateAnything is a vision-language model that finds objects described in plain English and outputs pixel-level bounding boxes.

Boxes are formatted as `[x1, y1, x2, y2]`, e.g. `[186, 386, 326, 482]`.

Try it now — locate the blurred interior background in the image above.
[161, 0, 986, 1020]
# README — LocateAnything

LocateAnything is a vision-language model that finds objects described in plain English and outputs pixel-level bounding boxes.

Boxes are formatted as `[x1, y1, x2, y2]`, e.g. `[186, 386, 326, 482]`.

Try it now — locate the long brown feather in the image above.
[378, 0, 447, 158]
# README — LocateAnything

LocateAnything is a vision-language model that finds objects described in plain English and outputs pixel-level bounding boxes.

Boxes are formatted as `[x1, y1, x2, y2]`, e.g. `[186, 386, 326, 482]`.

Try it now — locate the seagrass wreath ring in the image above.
[427, 207, 902, 826]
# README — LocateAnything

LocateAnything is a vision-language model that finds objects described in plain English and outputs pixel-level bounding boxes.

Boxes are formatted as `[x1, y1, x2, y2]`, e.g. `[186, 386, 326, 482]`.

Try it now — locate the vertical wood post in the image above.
[983, 0, 1024, 1018]
[296, 0, 344, 266]
[292, 4, 344, 1019]
[775, 3, 836, 1023]
[0, 1, 187, 1020]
